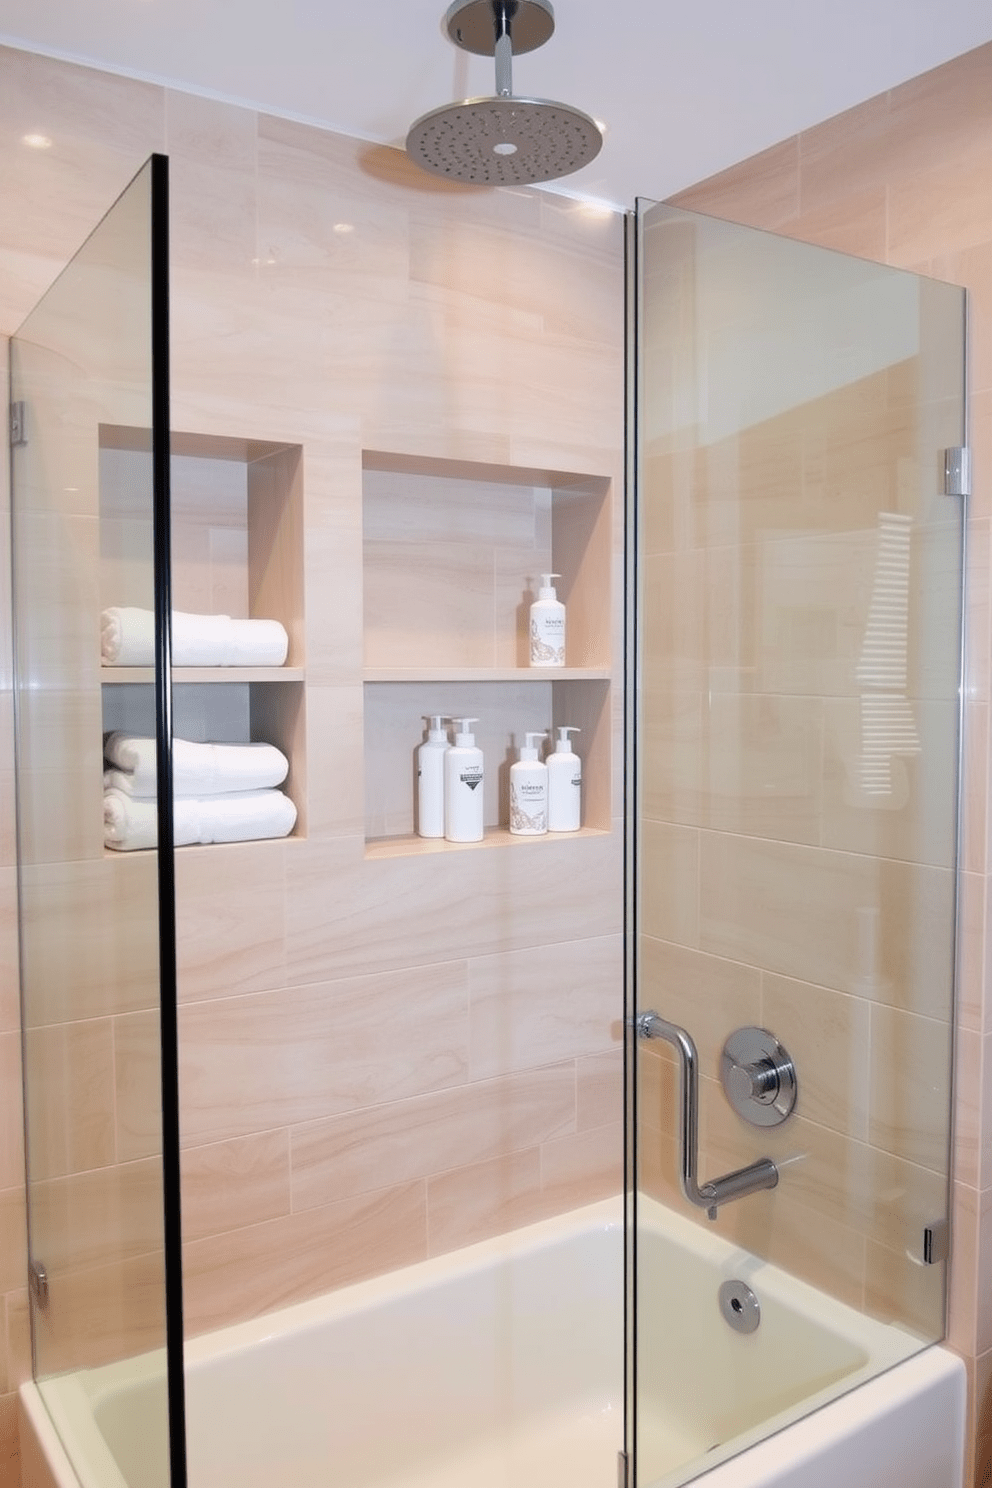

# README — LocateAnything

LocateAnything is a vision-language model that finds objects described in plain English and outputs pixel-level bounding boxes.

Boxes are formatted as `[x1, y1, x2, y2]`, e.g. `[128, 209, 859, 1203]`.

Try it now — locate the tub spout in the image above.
[636, 1012, 780, 1221]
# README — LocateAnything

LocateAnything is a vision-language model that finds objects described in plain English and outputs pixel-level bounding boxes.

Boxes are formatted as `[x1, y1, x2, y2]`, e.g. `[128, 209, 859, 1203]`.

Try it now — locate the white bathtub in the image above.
[19, 1195, 965, 1488]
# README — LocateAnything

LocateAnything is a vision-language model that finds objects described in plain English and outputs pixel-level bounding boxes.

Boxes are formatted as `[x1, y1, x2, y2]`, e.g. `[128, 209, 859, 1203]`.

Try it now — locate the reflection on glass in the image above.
[632, 204, 964, 1486]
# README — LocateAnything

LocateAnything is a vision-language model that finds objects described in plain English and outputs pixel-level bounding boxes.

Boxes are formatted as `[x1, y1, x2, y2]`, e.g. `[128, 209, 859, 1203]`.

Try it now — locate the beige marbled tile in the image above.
[638, 821, 699, 950]
[426, 1147, 554, 1257]
[29, 1159, 163, 1274]
[364, 539, 496, 670]
[283, 831, 621, 985]
[669, 137, 801, 228]
[864, 1235, 945, 1338]
[699, 1098, 865, 1246]
[820, 695, 959, 872]
[5, 1290, 29, 1392]
[23, 1019, 114, 1182]
[761, 973, 871, 1141]
[948, 1182, 983, 1359]
[18, 856, 159, 1026]
[180, 959, 470, 1145]
[968, 389, 992, 525]
[301, 685, 365, 840]
[175, 839, 288, 1003]
[181, 1131, 291, 1243]
[576, 1049, 623, 1132]
[32, 1250, 166, 1376]
[467, 935, 620, 1082]
[0, 1191, 25, 1298]
[183, 1181, 427, 1337]
[867, 1003, 954, 1175]
[685, 693, 823, 847]
[781, 186, 888, 263]
[961, 701, 989, 877]
[698, 831, 955, 1016]
[887, 137, 992, 269]
[951, 1026, 992, 1192]
[540, 1121, 623, 1210]
[957, 871, 987, 1038]
[113, 1009, 163, 1165]
[291, 1063, 575, 1212]
[0, 871, 17, 1037]
[0, 1391, 17, 1488]
[638, 936, 762, 1079]
[168, 151, 258, 278]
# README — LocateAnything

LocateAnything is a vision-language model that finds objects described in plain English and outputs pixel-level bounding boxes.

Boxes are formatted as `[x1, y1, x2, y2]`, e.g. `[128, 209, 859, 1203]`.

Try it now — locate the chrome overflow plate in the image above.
[719, 1279, 760, 1335]
[721, 1027, 797, 1128]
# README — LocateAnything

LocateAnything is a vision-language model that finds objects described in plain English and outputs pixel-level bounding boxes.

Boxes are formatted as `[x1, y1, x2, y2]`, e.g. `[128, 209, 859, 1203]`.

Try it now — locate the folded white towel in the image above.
[101, 608, 289, 667]
[104, 788, 297, 851]
[104, 733, 289, 797]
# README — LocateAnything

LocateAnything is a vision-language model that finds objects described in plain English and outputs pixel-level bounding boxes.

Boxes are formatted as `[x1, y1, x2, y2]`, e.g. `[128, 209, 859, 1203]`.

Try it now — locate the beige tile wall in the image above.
[0, 40, 625, 1483]
[670, 40, 992, 1484]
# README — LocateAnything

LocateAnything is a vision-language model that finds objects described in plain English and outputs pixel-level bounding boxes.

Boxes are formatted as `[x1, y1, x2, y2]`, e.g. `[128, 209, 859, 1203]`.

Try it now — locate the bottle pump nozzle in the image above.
[520, 731, 547, 761]
[555, 726, 580, 750]
[538, 572, 561, 599]
[452, 717, 479, 744]
[423, 715, 449, 740]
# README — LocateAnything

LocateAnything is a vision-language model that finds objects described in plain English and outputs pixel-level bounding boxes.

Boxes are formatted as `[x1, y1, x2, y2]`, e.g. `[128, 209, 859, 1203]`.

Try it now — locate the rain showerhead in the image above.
[406, 0, 603, 187]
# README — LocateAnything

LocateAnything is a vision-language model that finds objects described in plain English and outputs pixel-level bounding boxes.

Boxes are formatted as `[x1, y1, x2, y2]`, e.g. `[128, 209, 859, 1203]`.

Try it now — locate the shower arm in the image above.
[494, 0, 513, 96]
[636, 1012, 779, 1221]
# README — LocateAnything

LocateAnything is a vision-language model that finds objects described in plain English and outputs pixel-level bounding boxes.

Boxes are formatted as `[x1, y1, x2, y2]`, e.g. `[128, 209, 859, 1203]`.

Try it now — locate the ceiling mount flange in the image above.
[445, 0, 556, 56]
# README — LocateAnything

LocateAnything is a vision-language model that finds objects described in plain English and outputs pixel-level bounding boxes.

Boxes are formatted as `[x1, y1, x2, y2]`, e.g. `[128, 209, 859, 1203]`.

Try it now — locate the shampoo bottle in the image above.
[510, 732, 548, 836]
[444, 718, 484, 843]
[530, 573, 566, 667]
[417, 715, 449, 838]
[547, 726, 581, 832]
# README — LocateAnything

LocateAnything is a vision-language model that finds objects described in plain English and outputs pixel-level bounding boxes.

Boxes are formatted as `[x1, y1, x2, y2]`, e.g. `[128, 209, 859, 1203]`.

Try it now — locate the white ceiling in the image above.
[2, 0, 992, 207]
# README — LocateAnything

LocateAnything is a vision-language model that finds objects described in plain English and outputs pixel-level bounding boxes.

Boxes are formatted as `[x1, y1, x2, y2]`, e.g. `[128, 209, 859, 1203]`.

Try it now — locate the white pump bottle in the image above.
[547, 726, 581, 832]
[417, 715, 449, 838]
[530, 572, 566, 667]
[444, 718, 484, 843]
[510, 732, 548, 836]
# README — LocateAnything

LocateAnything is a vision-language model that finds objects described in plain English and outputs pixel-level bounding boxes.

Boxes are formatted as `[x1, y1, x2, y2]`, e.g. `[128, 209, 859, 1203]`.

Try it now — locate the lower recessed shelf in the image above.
[365, 825, 610, 860]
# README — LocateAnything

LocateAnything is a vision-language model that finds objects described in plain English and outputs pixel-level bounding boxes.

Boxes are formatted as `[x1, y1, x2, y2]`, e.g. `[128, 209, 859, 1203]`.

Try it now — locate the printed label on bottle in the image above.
[460, 768, 483, 791]
[510, 782, 547, 834]
[530, 618, 565, 666]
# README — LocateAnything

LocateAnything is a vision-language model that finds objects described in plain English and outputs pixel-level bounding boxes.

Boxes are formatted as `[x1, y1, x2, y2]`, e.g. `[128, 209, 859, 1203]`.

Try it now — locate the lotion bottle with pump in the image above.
[530, 573, 566, 667]
[510, 732, 548, 836]
[417, 715, 449, 838]
[547, 726, 581, 831]
[444, 718, 484, 843]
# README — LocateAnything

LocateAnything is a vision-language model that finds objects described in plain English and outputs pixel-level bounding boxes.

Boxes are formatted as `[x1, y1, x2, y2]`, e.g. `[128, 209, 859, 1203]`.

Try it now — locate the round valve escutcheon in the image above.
[721, 1027, 797, 1128]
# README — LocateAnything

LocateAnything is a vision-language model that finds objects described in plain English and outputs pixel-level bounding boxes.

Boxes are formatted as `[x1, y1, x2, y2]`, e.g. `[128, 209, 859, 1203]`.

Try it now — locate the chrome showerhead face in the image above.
[406, 95, 603, 186]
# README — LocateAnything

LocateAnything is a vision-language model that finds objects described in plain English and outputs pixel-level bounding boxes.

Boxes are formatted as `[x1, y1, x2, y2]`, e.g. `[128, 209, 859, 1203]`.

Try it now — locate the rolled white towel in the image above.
[101, 607, 155, 666]
[104, 788, 297, 851]
[104, 733, 289, 797]
[101, 608, 289, 667]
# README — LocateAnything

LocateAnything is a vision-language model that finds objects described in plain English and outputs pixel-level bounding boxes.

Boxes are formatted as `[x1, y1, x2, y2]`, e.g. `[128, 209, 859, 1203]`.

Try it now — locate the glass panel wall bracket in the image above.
[636, 1013, 796, 1220]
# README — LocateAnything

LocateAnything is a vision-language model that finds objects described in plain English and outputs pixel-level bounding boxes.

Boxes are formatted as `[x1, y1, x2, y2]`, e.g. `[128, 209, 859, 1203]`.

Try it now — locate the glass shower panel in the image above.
[10, 157, 183, 1484]
[630, 203, 965, 1486]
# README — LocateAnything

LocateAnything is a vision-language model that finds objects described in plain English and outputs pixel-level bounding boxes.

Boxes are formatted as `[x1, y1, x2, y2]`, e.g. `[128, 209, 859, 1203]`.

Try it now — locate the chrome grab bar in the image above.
[636, 1011, 779, 1221]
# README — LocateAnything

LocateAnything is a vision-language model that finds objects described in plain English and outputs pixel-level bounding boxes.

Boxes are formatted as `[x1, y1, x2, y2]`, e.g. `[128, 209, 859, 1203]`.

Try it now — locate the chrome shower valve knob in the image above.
[721, 1028, 798, 1128]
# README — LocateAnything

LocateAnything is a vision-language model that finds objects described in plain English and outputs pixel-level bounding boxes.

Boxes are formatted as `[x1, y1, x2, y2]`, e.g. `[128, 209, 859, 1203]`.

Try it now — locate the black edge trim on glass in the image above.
[150, 151, 188, 1488]
[622, 202, 640, 1485]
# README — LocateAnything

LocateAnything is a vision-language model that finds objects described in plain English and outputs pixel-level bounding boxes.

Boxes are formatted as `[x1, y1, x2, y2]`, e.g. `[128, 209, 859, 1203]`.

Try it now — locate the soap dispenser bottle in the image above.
[417, 715, 449, 838]
[510, 732, 548, 836]
[444, 718, 484, 843]
[530, 573, 566, 667]
[547, 726, 581, 832]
